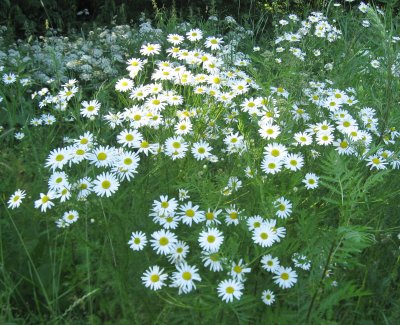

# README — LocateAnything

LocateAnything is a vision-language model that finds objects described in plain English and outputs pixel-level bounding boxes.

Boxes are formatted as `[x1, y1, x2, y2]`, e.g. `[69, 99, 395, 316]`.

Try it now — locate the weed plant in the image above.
[1, 2, 400, 324]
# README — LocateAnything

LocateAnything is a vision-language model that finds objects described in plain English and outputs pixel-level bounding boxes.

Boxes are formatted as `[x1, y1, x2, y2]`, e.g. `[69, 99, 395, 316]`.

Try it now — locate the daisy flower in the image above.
[141, 266, 168, 291]
[170, 263, 201, 294]
[80, 99, 101, 118]
[230, 259, 251, 282]
[202, 252, 224, 272]
[205, 36, 224, 50]
[252, 225, 278, 247]
[115, 78, 133, 92]
[140, 43, 161, 56]
[224, 205, 241, 226]
[117, 129, 143, 148]
[273, 266, 298, 289]
[261, 157, 283, 175]
[3, 73, 17, 84]
[167, 240, 189, 264]
[261, 254, 281, 273]
[247, 215, 264, 231]
[294, 132, 313, 146]
[284, 153, 304, 171]
[152, 195, 178, 217]
[191, 141, 212, 160]
[264, 143, 288, 161]
[274, 197, 292, 219]
[204, 209, 222, 226]
[150, 229, 177, 255]
[261, 290, 275, 306]
[92, 172, 120, 197]
[303, 173, 319, 189]
[177, 202, 205, 226]
[186, 29, 203, 42]
[316, 132, 334, 146]
[45, 147, 71, 171]
[128, 231, 147, 251]
[62, 210, 79, 224]
[217, 278, 244, 303]
[7, 189, 26, 209]
[88, 146, 116, 168]
[198, 227, 224, 252]
[259, 122, 281, 140]
[34, 191, 56, 212]
[167, 33, 184, 45]
[366, 155, 387, 170]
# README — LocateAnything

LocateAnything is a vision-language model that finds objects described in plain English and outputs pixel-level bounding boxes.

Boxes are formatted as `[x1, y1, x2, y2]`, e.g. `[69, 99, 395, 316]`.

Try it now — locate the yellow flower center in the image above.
[182, 272, 192, 280]
[271, 149, 280, 157]
[124, 158, 133, 165]
[55, 154, 64, 162]
[185, 209, 195, 217]
[102, 180, 111, 189]
[97, 152, 107, 161]
[226, 286, 235, 294]
[233, 265, 242, 273]
[207, 235, 216, 243]
[159, 237, 169, 246]
[150, 274, 159, 282]
[280, 272, 289, 280]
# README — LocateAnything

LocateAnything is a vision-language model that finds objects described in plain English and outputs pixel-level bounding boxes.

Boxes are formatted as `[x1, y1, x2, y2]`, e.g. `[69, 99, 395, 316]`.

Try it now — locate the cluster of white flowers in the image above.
[130, 192, 302, 304]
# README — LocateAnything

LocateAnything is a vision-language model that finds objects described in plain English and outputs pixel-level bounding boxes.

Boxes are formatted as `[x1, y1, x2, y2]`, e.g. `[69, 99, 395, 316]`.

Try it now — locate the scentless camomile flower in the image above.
[205, 36, 224, 50]
[2, 73, 17, 84]
[115, 78, 133, 92]
[177, 202, 205, 226]
[141, 265, 168, 291]
[117, 129, 143, 148]
[217, 278, 244, 303]
[45, 147, 71, 171]
[34, 191, 56, 212]
[167, 240, 189, 264]
[273, 266, 298, 289]
[366, 155, 387, 170]
[230, 259, 251, 282]
[167, 33, 184, 45]
[191, 141, 212, 160]
[261, 290, 275, 306]
[150, 229, 177, 255]
[284, 153, 304, 171]
[247, 215, 264, 231]
[186, 28, 203, 42]
[152, 195, 178, 217]
[92, 172, 120, 197]
[199, 227, 224, 252]
[303, 173, 319, 189]
[62, 210, 79, 224]
[80, 99, 101, 118]
[140, 43, 161, 56]
[261, 157, 283, 175]
[170, 263, 201, 294]
[252, 225, 278, 247]
[202, 252, 224, 272]
[7, 189, 26, 209]
[128, 231, 147, 251]
[274, 197, 292, 219]
[261, 254, 281, 273]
